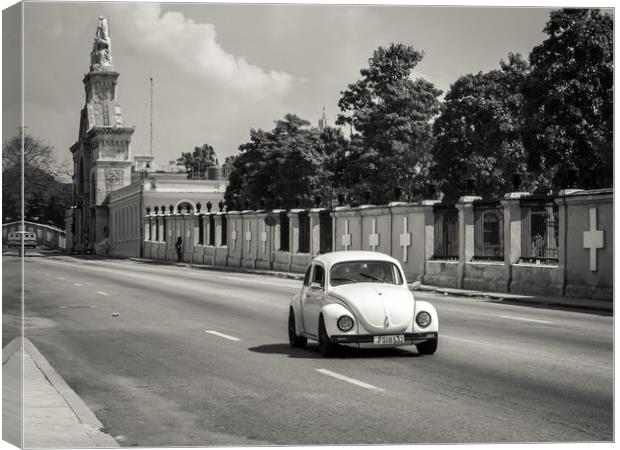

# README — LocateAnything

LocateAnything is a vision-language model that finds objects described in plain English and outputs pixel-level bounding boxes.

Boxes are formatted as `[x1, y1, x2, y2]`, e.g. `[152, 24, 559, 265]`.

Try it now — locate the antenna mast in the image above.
[149, 74, 154, 156]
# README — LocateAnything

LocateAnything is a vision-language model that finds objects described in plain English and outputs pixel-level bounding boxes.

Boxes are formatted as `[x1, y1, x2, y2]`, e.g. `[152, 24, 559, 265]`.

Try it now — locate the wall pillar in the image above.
[456, 196, 481, 288]
[501, 192, 530, 292]
[226, 211, 243, 267]
[308, 208, 325, 256]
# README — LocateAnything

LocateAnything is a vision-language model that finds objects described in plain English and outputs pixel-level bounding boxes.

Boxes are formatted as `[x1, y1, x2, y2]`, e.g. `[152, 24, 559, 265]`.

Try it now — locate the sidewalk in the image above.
[2, 338, 118, 448]
[129, 257, 613, 313]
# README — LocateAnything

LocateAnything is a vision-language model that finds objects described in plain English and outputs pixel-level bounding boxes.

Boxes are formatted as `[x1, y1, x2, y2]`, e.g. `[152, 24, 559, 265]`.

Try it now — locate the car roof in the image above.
[312, 251, 400, 267]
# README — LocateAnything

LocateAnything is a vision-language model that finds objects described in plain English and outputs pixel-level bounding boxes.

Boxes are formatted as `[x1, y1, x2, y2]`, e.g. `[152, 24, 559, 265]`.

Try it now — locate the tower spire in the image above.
[90, 16, 113, 72]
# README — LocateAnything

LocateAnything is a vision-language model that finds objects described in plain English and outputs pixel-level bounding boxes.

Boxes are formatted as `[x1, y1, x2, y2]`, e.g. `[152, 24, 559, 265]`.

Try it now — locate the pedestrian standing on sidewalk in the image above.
[175, 236, 183, 262]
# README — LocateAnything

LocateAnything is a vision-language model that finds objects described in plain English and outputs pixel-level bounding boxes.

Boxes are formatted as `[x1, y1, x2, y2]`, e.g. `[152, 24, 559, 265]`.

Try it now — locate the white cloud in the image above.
[119, 4, 293, 100]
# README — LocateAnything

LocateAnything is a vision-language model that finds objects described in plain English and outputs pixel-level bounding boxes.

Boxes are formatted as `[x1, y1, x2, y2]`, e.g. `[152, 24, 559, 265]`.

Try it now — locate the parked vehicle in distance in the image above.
[7, 231, 37, 248]
[288, 251, 439, 356]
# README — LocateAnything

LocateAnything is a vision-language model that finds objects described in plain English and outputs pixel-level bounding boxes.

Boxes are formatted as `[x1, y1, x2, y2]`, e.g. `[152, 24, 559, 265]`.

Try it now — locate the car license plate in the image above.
[373, 335, 405, 345]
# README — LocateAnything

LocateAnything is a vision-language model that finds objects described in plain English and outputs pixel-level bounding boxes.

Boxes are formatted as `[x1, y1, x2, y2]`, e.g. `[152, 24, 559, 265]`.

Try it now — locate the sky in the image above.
[3, 2, 572, 172]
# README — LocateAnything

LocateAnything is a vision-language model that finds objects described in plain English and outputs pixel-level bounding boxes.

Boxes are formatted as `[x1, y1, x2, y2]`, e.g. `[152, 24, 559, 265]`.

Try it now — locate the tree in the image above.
[337, 43, 442, 203]
[2, 129, 71, 227]
[523, 8, 613, 189]
[431, 54, 531, 200]
[177, 144, 219, 179]
[225, 114, 331, 210]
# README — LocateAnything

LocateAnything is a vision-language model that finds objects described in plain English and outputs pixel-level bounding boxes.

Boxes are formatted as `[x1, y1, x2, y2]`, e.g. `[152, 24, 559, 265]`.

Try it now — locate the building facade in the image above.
[108, 172, 228, 257]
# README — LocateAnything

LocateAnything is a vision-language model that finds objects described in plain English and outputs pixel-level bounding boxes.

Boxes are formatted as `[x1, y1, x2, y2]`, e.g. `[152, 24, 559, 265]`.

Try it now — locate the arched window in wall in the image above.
[174, 200, 195, 214]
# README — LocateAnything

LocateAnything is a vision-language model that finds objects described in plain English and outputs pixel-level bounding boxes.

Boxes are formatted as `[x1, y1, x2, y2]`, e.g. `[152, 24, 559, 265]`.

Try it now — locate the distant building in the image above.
[68, 17, 227, 255]
[108, 171, 228, 258]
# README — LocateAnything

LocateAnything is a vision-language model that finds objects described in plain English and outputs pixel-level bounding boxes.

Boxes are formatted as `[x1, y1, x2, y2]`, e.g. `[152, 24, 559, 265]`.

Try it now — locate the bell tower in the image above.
[71, 16, 134, 252]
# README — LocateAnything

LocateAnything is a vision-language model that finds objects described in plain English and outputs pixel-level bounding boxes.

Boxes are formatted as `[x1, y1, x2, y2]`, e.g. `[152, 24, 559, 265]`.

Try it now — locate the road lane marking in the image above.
[500, 315, 551, 324]
[56, 277, 66, 280]
[74, 283, 83, 287]
[205, 330, 241, 342]
[96, 291, 109, 296]
[315, 369, 384, 392]
[442, 335, 508, 350]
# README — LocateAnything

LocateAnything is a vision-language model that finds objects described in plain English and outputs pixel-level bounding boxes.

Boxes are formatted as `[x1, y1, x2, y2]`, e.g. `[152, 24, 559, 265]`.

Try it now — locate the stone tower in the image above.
[71, 16, 134, 252]
[318, 107, 328, 132]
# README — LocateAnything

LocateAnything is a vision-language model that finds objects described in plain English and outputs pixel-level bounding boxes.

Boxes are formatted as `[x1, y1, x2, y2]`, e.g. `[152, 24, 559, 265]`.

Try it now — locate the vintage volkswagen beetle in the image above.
[288, 251, 438, 356]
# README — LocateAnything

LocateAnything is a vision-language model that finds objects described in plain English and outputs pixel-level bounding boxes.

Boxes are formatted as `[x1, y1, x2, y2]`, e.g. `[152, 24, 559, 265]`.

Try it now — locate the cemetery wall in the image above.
[133, 187, 613, 301]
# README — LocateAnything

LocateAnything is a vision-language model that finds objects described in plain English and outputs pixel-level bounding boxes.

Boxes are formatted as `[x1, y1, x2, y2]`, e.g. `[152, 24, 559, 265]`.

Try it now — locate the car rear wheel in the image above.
[288, 308, 307, 348]
[416, 337, 438, 355]
[318, 316, 335, 357]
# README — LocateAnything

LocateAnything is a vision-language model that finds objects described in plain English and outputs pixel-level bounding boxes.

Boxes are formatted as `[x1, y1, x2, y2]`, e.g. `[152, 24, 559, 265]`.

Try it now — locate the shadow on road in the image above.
[248, 343, 422, 359]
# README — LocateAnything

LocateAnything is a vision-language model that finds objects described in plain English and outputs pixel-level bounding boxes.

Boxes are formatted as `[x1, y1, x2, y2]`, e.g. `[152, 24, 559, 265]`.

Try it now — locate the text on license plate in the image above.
[373, 335, 405, 345]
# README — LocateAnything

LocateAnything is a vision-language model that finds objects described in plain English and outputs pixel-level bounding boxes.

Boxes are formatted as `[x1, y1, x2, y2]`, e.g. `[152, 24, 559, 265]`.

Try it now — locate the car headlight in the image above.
[337, 315, 354, 331]
[416, 311, 431, 328]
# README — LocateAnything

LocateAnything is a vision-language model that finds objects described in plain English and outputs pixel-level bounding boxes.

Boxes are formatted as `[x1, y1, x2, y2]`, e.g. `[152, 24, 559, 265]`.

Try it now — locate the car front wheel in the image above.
[416, 337, 438, 355]
[288, 308, 307, 348]
[318, 316, 335, 357]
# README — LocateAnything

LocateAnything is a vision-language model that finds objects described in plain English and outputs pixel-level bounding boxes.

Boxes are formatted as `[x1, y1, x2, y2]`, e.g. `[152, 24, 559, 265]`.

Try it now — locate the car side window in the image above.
[303, 265, 312, 287]
[313, 265, 325, 289]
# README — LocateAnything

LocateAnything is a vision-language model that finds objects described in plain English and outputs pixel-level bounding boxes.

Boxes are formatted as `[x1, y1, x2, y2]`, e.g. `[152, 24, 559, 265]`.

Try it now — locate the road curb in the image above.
[21, 338, 119, 447]
[3, 336, 23, 364]
[129, 257, 305, 281]
[410, 284, 613, 313]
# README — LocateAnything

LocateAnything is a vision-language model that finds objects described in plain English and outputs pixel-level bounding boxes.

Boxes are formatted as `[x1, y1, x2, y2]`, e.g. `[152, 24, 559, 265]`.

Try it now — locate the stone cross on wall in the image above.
[260, 221, 268, 253]
[245, 221, 252, 252]
[342, 220, 351, 250]
[368, 218, 379, 251]
[583, 207, 604, 272]
[230, 221, 237, 251]
[399, 216, 412, 262]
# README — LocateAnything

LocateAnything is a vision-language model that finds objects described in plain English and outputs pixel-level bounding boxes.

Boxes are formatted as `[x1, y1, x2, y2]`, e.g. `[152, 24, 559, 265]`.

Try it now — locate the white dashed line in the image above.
[96, 291, 109, 296]
[74, 283, 83, 287]
[56, 277, 66, 280]
[500, 315, 551, 324]
[315, 369, 385, 392]
[205, 330, 241, 342]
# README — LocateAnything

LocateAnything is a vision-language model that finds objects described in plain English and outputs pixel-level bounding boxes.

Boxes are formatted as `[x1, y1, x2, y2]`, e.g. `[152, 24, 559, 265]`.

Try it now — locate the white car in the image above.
[288, 251, 438, 356]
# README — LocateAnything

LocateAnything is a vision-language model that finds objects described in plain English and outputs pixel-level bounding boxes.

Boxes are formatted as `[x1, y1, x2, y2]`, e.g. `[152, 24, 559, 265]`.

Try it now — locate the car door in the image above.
[302, 263, 326, 334]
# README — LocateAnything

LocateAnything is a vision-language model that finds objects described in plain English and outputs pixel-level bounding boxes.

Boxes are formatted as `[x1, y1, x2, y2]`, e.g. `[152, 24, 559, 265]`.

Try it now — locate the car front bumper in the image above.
[330, 332, 438, 345]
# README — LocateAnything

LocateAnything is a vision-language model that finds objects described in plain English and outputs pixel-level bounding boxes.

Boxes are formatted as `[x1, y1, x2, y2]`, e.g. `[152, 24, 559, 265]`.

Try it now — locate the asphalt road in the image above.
[2, 253, 613, 445]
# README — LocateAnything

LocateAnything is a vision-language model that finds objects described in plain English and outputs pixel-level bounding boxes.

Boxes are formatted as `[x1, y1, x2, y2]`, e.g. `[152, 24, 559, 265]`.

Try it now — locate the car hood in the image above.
[330, 284, 414, 333]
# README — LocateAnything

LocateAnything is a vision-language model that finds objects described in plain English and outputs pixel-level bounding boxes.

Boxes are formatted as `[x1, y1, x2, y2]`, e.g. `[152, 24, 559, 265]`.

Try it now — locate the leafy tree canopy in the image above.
[523, 8, 613, 189]
[432, 54, 532, 201]
[2, 129, 71, 227]
[177, 143, 219, 179]
[225, 114, 346, 210]
[337, 43, 442, 203]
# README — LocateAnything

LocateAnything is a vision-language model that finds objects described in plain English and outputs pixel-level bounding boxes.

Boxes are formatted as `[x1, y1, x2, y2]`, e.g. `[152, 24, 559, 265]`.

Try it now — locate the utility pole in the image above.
[149, 74, 154, 158]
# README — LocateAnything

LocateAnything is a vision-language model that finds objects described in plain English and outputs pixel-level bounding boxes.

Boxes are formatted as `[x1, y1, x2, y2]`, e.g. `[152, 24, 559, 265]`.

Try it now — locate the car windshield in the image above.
[329, 260, 403, 286]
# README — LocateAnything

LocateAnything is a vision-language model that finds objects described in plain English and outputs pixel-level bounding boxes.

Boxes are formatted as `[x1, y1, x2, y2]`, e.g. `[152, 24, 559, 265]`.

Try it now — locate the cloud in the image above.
[119, 4, 293, 100]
